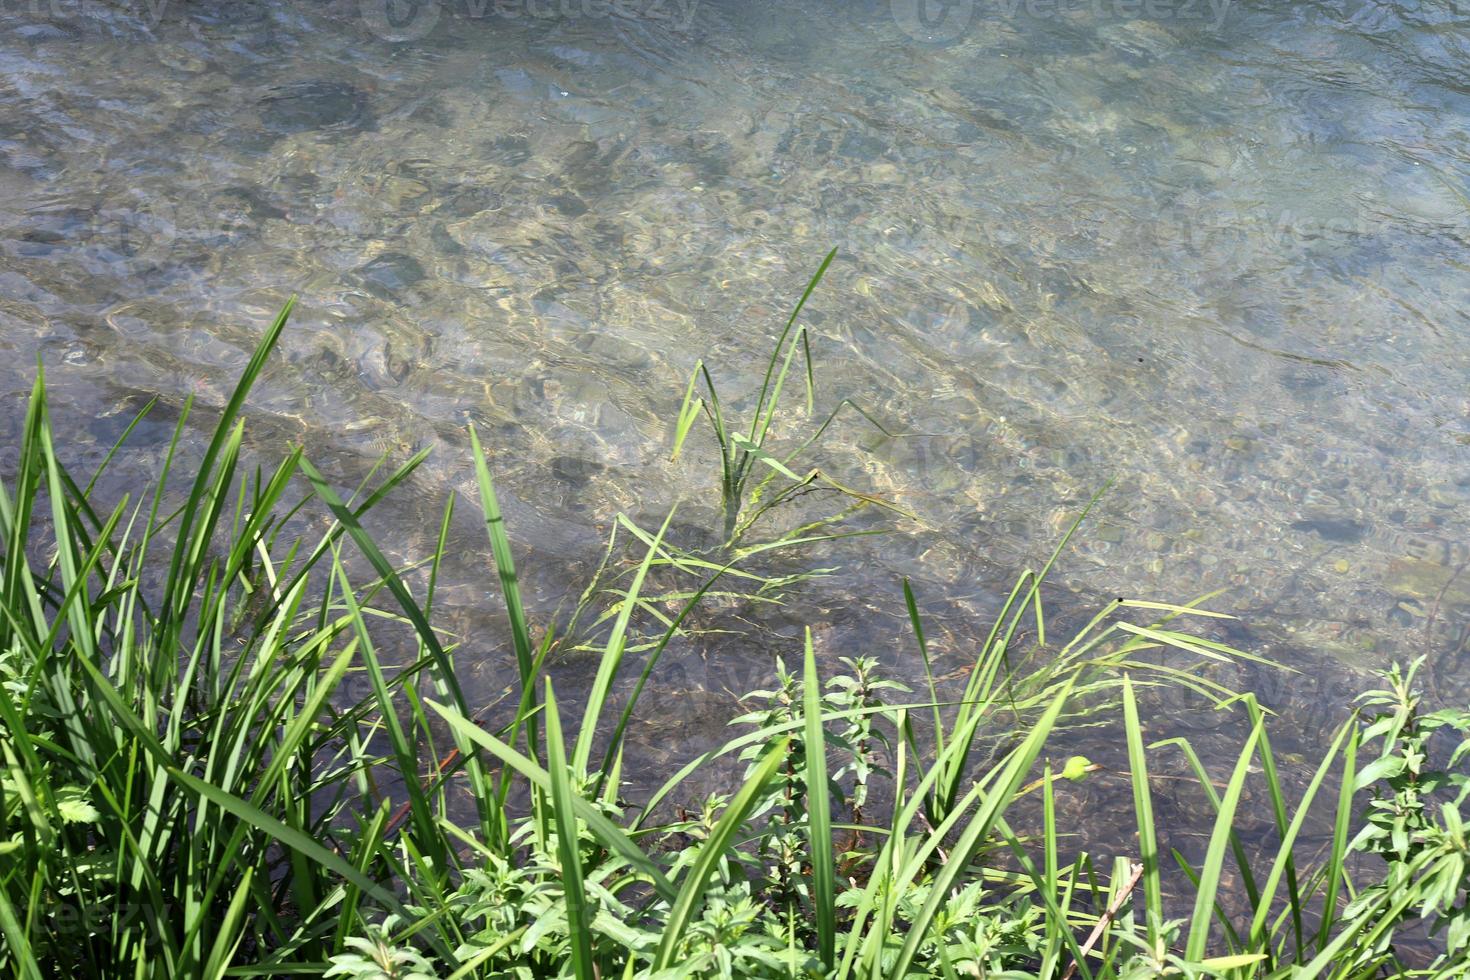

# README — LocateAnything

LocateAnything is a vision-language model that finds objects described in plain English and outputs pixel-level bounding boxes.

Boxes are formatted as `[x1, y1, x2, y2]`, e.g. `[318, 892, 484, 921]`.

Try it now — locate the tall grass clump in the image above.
[671, 247, 902, 555]
[1, 276, 1466, 980]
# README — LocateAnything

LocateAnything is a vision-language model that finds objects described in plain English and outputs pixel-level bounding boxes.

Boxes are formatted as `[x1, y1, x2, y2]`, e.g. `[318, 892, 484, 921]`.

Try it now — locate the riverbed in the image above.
[2, 0, 1468, 798]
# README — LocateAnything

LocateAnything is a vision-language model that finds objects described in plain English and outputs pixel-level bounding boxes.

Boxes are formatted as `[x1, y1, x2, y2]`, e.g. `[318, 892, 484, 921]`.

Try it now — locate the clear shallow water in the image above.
[2, 0, 1469, 781]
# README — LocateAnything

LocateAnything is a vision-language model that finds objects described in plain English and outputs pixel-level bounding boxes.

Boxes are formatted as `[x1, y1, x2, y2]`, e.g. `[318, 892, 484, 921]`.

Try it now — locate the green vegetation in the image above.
[671, 246, 899, 553]
[1, 280, 1467, 979]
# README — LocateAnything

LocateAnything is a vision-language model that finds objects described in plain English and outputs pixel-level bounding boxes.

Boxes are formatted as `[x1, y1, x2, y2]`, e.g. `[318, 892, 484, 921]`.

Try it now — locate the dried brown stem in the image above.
[1061, 859, 1145, 980]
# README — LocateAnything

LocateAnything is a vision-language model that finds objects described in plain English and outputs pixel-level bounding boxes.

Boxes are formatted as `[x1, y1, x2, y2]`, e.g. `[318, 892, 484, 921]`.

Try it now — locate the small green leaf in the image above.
[1061, 755, 1092, 781]
[1354, 753, 1406, 790]
[1198, 952, 1268, 972]
[55, 786, 99, 824]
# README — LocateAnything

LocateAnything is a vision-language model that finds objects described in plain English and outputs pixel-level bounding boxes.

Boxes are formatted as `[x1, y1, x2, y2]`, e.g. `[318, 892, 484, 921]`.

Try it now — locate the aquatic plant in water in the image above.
[671, 247, 904, 553]
[549, 248, 903, 661]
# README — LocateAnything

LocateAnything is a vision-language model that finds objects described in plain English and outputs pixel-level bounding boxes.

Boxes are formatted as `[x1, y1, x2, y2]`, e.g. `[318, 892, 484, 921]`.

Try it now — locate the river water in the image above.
[2, 1, 1469, 801]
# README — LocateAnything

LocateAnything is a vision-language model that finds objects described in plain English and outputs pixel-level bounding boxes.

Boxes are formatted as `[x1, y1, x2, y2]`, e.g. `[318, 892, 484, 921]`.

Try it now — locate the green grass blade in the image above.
[1245, 698, 1306, 957]
[670, 361, 706, 462]
[1039, 761, 1068, 976]
[652, 736, 791, 971]
[594, 562, 735, 797]
[168, 765, 431, 948]
[1248, 717, 1353, 960]
[544, 681, 596, 980]
[425, 699, 676, 903]
[1122, 674, 1163, 944]
[903, 578, 947, 772]
[889, 678, 1074, 979]
[81, 395, 156, 498]
[1317, 724, 1359, 953]
[746, 324, 809, 457]
[993, 813, 1093, 980]
[333, 561, 444, 868]
[159, 297, 294, 632]
[748, 247, 836, 445]
[201, 866, 254, 980]
[573, 507, 675, 775]
[468, 424, 536, 697]
[1185, 711, 1264, 960]
[297, 456, 494, 833]
[1152, 734, 1263, 916]
[803, 628, 836, 968]
[0, 885, 42, 980]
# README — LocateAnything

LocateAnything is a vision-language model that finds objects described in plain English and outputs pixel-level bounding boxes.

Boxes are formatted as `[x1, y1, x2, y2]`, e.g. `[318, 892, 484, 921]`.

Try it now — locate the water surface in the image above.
[2, 0, 1469, 792]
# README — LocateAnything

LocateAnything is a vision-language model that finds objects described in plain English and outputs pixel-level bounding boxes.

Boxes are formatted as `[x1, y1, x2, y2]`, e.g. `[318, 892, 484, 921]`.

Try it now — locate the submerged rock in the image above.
[549, 455, 603, 489]
[437, 184, 505, 219]
[1386, 557, 1470, 607]
[261, 81, 374, 135]
[356, 252, 426, 299]
[217, 185, 287, 225]
[545, 193, 588, 218]
[1290, 517, 1368, 543]
[839, 132, 887, 162]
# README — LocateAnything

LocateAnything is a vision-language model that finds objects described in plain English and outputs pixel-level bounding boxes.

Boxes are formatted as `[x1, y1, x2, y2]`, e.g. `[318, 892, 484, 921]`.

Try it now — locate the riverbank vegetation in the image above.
[1, 288, 1466, 979]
